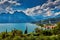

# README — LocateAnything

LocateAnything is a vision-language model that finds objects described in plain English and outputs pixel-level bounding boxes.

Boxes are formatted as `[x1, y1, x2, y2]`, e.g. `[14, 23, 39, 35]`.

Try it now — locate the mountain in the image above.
[55, 14, 60, 18]
[34, 14, 60, 24]
[0, 11, 60, 23]
[0, 11, 35, 23]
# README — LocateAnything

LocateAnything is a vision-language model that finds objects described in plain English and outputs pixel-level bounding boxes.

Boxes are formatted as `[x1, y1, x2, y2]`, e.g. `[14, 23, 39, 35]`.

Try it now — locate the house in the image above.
[44, 24, 57, 29]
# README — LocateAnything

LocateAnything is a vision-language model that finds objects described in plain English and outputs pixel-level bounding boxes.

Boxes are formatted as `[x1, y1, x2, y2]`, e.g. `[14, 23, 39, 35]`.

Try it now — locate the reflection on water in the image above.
[0, 23, 38, 33]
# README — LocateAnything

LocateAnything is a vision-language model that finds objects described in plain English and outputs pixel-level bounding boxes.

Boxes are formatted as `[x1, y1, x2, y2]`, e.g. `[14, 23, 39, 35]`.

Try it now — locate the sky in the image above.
[0, 0, 60, 18]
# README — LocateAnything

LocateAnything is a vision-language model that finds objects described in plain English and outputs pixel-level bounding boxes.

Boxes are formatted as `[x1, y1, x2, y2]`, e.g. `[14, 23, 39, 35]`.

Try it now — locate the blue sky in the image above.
[11, 0, 47, 10]
[19, 0, 47, 9]
[0, 0, 60, 19]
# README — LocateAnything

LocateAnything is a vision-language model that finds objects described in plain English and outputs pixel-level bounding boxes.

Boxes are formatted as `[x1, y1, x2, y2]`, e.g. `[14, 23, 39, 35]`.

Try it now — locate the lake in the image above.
[0, 23, 38, 33]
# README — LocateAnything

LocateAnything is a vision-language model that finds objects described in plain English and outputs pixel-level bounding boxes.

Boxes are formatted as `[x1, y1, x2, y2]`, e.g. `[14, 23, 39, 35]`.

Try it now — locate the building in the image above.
[44, 24, 56, 29]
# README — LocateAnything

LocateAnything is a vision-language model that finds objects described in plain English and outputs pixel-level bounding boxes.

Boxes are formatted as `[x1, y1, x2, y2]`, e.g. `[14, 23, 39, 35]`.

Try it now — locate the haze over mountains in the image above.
[36, 14, 60, 24]
[0, 11, 35, 23]
[0, 11, 60, 23]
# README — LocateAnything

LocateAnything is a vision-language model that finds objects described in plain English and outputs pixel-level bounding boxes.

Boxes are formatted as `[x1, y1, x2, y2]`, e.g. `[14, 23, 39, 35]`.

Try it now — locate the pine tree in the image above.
[24, 26, 28, 34]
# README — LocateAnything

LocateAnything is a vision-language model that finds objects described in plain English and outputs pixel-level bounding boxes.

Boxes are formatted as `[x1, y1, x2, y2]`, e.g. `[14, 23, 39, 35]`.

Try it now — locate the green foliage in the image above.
[36, 23, 44, 27]
[13, 36, 21, 40]
[52, 22, 60, 35]
[57, 22, 60, 27]
[0, 22, 60, 40]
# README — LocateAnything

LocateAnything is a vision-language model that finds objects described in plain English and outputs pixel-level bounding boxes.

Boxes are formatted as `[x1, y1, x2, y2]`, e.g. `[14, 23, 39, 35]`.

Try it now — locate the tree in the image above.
[13, 36, 22, 40]
[36, 23, 44, 27]
[53, 22, 60, 34]
[24, 26, 28, 34]
[42, 30, 52, 36]
[35, 28, 43, 35]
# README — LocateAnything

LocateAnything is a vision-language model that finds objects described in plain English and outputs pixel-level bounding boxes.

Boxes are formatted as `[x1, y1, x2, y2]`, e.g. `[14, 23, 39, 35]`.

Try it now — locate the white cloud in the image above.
[23, 0, 60, 17]
[6, 7, 15, 14]
[23, 6, 42, 16]
[0, 0, 7, 4]
[54, 12, 60, 16]
[0, 0, 60, 17]
[55, 5, 60, 9]
[8, 1, 21, 5]
[0, 0, 21, 14]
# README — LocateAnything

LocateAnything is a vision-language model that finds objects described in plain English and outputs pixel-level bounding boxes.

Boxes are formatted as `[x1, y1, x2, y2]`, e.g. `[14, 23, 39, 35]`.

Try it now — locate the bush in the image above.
[13, 36, 22, 40]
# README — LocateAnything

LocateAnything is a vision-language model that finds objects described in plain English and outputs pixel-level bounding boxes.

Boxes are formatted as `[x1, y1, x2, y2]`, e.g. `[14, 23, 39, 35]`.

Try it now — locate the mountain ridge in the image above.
[0, 11, 35, 23]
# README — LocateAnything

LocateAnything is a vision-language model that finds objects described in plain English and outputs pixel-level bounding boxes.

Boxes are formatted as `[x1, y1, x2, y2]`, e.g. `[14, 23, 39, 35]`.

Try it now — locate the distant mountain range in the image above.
[0, 11, 60, 23]
[35, 14, 60, 24]
[0, 11, 35, 23]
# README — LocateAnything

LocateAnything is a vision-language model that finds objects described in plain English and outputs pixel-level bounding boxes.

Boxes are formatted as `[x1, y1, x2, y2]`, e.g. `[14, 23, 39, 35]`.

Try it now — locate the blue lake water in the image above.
[0, 23, 38, 33]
